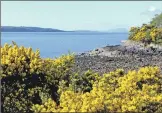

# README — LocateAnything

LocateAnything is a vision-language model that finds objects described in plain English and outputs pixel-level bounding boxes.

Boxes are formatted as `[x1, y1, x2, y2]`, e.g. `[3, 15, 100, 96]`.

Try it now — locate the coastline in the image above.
[74, 40, 162, 74]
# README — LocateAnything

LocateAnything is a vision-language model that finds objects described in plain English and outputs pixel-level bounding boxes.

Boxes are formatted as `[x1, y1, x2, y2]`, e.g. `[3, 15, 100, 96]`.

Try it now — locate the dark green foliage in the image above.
[140, 102, 162, 113]
[69, 70, 100, 93]
[1, 72, 48, 113]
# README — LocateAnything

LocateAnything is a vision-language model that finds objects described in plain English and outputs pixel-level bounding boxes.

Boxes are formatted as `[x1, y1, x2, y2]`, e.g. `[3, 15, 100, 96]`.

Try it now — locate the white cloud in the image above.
[148, 6, 156, 12]
[141, 6, 161, 17]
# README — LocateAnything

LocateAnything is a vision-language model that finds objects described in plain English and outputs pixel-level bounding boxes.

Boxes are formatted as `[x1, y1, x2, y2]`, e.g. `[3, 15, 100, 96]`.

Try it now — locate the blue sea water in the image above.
[1, 32, 128, 58]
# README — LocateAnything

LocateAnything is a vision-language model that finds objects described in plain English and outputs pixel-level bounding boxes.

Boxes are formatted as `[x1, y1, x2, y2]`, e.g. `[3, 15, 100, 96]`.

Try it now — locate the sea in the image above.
[1, 32, 128, 58]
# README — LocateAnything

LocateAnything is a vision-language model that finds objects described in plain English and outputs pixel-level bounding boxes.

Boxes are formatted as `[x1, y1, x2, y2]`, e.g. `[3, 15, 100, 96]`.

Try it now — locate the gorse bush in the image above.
[129, 24, 162, 44]
[1, 42, 75, 113]
[32, 67, 162, 113]
[129, 13, 162, 44]
[1, 42, 162, 113]
[58, 70, 100, 94]
[1, 42, 42, 77]
[1, 42, 44, 113]
[1, 42, 98, 113]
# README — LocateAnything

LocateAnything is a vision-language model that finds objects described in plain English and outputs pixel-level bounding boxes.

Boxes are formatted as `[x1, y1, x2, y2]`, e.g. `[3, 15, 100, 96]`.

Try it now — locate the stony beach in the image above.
[74, 40, 162, 75]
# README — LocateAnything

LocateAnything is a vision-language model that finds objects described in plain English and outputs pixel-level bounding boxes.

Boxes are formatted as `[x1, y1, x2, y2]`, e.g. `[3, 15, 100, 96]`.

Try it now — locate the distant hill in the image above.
[1, 26, 65, 32]
[107, 28, 128, 33]
[73, 30, 101, 33]
[1, 26, 129, 33]
[73, 29, 128, 33]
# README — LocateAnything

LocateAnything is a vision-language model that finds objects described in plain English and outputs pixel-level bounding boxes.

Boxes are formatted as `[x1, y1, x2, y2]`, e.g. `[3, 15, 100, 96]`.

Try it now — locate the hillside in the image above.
[1, 26, 129, 33]
[1, 26, 65, 32]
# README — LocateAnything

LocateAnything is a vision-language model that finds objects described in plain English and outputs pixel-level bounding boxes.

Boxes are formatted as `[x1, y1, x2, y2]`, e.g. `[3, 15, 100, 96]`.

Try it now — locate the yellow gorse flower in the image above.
[32, 66, 162, 113]
[1, 42, 42, 77]
[129, 24, 162, 43]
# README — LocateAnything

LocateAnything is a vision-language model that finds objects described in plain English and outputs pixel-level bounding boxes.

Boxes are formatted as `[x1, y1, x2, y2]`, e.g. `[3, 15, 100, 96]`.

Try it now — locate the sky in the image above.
[1, 1, 162, 31]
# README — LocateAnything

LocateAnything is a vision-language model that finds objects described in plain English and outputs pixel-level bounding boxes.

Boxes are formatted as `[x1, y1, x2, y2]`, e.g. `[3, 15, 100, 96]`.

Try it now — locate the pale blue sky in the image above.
[2, 1, 162, 31]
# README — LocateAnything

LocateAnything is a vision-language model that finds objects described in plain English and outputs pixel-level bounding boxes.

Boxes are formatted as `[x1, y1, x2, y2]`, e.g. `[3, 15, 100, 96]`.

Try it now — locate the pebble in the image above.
[73, 42, 162, 75]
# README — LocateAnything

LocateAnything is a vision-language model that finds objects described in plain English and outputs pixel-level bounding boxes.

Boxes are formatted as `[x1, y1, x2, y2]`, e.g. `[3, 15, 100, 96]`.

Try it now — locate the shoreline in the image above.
[74, 40, 162, 74]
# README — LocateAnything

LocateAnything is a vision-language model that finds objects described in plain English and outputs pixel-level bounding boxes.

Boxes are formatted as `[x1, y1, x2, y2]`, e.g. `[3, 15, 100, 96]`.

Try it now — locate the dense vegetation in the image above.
[1, 42, 162, 113]
[129, 13, 162, 44]
[32, 67, 162, 113]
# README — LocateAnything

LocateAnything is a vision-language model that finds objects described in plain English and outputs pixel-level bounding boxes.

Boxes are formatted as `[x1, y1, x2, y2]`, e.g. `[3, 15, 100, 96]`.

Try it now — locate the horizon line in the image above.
[1, 25, 129, 32]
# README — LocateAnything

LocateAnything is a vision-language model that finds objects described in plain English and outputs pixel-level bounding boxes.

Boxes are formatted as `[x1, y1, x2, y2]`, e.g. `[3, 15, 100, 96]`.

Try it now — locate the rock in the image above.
[95, 49, 99, 51]
[73, 43, 162, 75]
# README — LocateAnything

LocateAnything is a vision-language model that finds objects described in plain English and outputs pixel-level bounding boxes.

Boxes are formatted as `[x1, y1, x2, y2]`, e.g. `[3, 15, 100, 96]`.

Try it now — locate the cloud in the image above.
[148, 6, 156, 12]
[141, 6, 162, 17]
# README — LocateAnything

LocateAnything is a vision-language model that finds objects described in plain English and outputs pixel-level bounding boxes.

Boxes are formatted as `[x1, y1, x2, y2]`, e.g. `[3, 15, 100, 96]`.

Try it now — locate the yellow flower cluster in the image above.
[44, 54, 74, 69]
[31, 98, 59, 112]
[1, 42, 42, 77]
[150, 28, 162, 42]
[132, 31, 147, 41]
[32, 66, 162, 112]
[129, 24, 162, 44]
[1, 42, 75, 79]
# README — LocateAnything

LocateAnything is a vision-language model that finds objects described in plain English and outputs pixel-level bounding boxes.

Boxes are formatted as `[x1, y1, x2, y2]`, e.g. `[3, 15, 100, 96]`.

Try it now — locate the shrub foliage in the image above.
[129, 13, 162, 44]
[1, 42, 75, 113]
[32, 67, 162, 113]
[129, 25, 162, 44]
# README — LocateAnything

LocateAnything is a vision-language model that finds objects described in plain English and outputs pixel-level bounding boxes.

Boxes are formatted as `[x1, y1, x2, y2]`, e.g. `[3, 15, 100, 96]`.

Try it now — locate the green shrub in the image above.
[129, 13, 162, 45]
[1, 42, 98, 113]
[1, 42, 75, 113]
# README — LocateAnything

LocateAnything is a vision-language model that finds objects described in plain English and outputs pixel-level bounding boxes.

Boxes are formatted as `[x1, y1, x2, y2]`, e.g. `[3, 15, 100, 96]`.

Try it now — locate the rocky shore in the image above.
[74, 40, 162, 75]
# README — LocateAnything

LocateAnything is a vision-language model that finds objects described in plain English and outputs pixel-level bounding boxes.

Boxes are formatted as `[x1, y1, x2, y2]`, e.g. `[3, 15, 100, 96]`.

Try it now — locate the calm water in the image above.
[2, 32, 128, 58]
